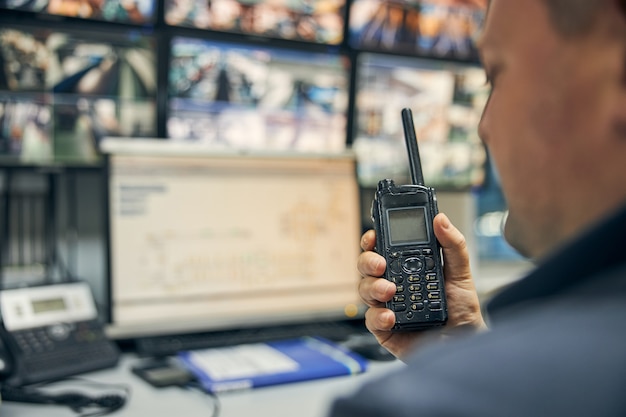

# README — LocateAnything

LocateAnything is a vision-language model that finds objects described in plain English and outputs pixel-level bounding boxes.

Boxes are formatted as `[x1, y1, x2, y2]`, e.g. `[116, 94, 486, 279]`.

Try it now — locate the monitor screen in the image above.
[165, 0, 346, 45]
[103, 140, 364, 339]
[0, 0, 156, 25]
[167, 37, 350, 154]
[0, 94, 52, 158]
[348, 0, 487, 61]
[0, 25, 157, 163]
[353, 52, 487, 190]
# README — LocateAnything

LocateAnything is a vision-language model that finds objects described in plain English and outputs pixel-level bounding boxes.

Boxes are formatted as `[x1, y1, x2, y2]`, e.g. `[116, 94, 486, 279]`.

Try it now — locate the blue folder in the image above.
[178, 336, 369, 393]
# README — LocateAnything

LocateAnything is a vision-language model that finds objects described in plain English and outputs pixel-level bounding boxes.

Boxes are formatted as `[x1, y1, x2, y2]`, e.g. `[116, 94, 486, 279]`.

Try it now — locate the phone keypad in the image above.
[7, 320, 120, 385]
[387, 249, 445, 325]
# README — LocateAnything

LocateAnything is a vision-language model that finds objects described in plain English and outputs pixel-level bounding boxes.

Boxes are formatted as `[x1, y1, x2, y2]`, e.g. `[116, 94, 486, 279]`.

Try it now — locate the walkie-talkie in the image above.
[371, 108, 448, 330]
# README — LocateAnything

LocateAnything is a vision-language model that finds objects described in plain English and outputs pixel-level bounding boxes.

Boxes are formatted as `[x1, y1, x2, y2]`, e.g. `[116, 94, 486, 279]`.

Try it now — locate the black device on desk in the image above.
[0, 282, 120, 386]
[371, 108, 448, 330]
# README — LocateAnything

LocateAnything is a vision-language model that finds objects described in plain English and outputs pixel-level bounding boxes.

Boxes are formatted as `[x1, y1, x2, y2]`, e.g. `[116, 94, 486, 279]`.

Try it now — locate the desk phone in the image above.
[0, 282, 120, 386]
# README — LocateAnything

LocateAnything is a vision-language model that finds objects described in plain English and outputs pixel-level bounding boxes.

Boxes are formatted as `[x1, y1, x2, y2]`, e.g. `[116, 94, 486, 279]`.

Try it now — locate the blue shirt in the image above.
[330, 203, 626, 417]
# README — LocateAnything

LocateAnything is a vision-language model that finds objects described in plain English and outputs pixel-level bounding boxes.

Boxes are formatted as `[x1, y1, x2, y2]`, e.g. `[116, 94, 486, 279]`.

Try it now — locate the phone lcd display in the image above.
[31, 297, 67, 314]
[387, 206, 428, 245]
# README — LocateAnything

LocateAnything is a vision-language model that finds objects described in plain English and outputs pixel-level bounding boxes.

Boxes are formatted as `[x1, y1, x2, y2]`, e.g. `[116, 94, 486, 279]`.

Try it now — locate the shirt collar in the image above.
[486, 204, 626, 319]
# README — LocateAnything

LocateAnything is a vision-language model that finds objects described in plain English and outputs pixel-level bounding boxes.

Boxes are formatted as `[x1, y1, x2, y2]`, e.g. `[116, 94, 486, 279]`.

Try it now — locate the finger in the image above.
[433, 213, 473, 283]
[358, 276, 396, 307]
[364, 306, 396, 333]
[357, 250, 387, 278]
[360, 229, 377, 251]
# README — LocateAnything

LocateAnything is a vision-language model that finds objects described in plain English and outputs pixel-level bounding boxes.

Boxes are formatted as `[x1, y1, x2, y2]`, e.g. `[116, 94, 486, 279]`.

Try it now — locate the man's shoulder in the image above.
[447, 261, 626, 377]
[330, 266, 626, 417]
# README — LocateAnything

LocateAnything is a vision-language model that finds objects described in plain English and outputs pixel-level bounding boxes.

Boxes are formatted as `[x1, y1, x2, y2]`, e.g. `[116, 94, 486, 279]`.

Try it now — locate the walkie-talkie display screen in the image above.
[387, 207, 429, 246]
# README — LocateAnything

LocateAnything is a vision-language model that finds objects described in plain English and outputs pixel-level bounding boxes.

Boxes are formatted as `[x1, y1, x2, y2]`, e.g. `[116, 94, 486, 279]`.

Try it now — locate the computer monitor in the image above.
[101, 139, 364, 339]
[353, 52, 488, 190]
[167, 36, 350, 154]
[0, 0, 156, 25]
[0, 24, 157, 163]
[348, 0, 487, 61]
[164, 0, 346, 45]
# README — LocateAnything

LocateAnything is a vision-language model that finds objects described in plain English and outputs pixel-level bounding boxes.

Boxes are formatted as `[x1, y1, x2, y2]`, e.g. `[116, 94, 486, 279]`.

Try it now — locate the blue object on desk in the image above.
[178, 337, 369, 393]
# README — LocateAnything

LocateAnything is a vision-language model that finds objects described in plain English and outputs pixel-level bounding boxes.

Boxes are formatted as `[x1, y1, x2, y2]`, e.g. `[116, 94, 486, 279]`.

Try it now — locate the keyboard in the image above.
[134, 320, 366, 357]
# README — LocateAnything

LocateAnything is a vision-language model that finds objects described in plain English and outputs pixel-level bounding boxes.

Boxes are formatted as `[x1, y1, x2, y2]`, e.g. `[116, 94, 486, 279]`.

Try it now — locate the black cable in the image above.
[185, 380, 221, 417]
[66, 170, 78, 281]
[0, 377, 130, 417]
[52, 245, 78, 282]
[0, 169, 12, 290]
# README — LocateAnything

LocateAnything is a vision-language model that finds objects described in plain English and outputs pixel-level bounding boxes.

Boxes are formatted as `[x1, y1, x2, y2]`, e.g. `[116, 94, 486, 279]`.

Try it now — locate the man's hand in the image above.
[357, 213, 487, 360]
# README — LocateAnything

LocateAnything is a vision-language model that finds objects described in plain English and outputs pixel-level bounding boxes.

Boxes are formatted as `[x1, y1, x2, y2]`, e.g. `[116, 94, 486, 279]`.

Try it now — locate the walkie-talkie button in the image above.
[395, 285, 404, 293]
[393, 303, 407, 312]
[408, 284, 421, 292]
[429, 301, 442, 310]
[426, 283, 439, 291]
[402, 257, 422, 273]
[410, 293, 423, 302]
[428, 292, 441, 300]
[407, 275, 420, 283]
[393, 295, 406, 303]
[425, 273, 437, 281]
[392, 275, 404, 284]
[424, 257, 436, 271]
[389, 259, 402, 274]
[411, 302, 425, 311]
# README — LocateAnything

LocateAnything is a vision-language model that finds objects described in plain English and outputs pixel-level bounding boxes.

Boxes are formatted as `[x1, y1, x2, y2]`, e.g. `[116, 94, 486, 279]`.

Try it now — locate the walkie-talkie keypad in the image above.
[390, 251, 444, 320]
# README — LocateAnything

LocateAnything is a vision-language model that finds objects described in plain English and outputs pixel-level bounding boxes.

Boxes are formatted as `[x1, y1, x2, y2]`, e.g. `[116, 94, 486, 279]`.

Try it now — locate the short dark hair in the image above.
[542, 0, 626, 35]
[542, 0, 602, 35]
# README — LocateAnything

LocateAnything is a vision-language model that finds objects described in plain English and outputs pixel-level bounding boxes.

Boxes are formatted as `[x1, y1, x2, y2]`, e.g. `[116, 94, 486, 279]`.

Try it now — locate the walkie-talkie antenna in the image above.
[401, 108, 425, 186]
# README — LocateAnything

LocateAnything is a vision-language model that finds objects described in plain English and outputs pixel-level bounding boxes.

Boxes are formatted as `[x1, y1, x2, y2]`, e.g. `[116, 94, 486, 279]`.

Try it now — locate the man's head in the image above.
[477, 0, 626, 260]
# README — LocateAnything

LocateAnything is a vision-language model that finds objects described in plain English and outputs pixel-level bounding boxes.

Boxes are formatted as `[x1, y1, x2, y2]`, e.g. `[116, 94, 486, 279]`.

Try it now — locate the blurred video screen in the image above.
[348, 0, 487, 61]
[167, 37, 350, 153]
[165, 0, 346, 45]
[0, 26, 157, 163]
[0, 95, 52, 159]
[0, 0, 156, 25]
[353, 52, 487, 190]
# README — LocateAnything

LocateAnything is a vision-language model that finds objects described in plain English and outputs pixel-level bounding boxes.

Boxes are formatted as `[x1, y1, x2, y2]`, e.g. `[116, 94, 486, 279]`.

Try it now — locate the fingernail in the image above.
[441, 214, 450, 229]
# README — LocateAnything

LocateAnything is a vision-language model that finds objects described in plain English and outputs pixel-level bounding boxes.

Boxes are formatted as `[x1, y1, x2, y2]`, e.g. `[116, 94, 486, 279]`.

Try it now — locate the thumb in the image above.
[433, 213, 473, 287]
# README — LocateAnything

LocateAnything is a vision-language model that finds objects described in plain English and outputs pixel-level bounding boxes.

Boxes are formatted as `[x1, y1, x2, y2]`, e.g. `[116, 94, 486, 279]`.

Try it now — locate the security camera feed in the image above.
[168, 37, 350, 153]
[165, 0, 346, 45]
[0, 0, 156, 25]
[0, 26, 157, 163]
[353, 53, 487, 190]
[0, 95, 52, 160]
[349, 0, 487, 61]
